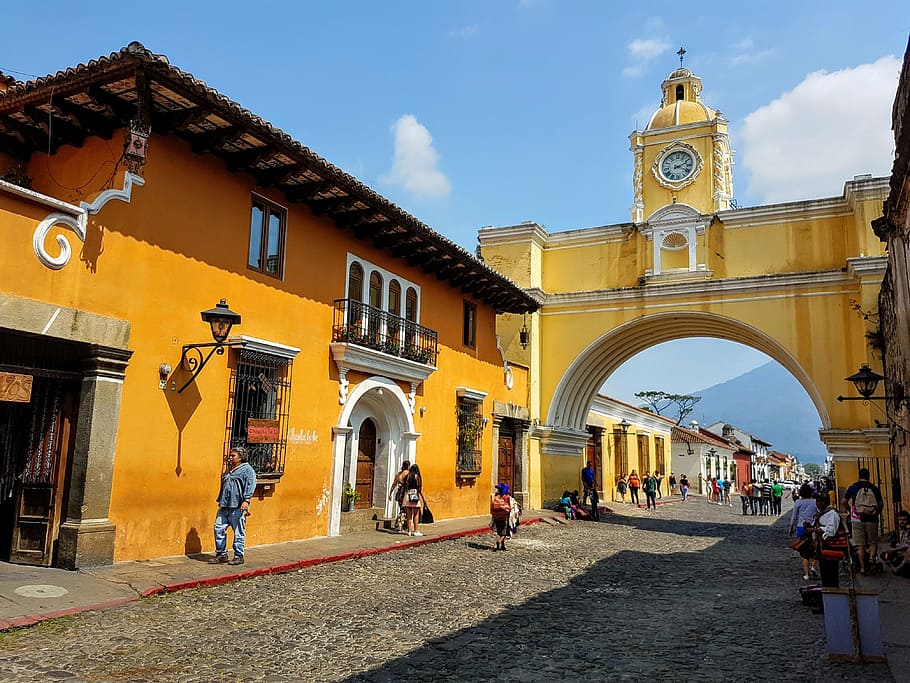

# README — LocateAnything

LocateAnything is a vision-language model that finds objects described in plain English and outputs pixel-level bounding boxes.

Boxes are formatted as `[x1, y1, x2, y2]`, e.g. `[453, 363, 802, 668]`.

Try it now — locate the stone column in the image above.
[57, 345, 133, 569]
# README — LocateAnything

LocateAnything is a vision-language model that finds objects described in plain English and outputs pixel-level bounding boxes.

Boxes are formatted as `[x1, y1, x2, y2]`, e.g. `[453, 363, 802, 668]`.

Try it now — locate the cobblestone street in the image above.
[0, 499, 894, 682]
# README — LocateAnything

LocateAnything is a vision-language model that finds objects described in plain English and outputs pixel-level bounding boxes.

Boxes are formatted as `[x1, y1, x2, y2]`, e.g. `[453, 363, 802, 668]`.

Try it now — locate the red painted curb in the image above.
[1, 517, 548, 632]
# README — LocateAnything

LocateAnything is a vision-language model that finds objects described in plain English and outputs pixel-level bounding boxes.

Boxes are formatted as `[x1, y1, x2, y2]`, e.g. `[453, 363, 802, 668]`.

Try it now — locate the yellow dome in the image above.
[647, 100, 715, 130]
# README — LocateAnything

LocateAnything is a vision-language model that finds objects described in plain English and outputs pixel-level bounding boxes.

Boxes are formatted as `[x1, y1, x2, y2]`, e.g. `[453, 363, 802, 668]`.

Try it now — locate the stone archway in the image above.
[546, 311, 830, 436]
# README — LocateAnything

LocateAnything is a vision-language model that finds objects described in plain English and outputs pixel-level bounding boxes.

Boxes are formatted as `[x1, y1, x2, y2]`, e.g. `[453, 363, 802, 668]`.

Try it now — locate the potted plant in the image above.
[342, 483, 360, 511]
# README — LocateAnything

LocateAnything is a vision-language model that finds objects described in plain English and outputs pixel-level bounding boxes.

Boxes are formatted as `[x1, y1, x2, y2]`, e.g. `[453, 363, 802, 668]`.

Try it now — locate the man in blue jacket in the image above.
[209, 446, 257, 565]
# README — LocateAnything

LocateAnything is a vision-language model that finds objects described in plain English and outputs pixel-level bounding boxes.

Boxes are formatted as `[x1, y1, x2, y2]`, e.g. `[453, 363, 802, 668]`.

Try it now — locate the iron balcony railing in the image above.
[332, 299, 438, 366]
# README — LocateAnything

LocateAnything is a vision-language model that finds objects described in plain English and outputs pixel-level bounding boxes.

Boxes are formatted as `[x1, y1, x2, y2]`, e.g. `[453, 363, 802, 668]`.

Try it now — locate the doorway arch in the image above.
[329, 376, 418, 536]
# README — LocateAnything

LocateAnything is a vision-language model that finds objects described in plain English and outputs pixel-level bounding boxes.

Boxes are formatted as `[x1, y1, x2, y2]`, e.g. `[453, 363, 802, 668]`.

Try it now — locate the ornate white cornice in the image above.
[456, 386, 488, 402]
[330, 342, 436, 406]
[32, 172, 145, 269]
[534, 426, 589, 456]
[478, 222, 550, 249]
[846, 256, 888, 278]
[229, 335, 301, 359]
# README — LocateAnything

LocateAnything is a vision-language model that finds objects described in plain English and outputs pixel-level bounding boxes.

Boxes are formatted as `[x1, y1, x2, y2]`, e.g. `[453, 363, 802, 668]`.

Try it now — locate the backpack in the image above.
[491, 495, 511, 521]
[854, 485, 878, 516]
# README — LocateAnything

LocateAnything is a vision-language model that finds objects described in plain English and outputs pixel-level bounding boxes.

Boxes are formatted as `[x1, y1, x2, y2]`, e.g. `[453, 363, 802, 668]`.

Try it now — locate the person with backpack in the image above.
[643, 471, 658, 510]
[844, 467, 885, 575]
[679, 473, 689, 501]
[581, 461, 595, 505]
[490, 483, 517, 551]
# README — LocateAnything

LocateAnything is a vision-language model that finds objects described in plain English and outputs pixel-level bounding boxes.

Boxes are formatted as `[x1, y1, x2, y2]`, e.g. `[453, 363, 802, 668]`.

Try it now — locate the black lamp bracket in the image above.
[836, 395, 893, 402]
[178, 340, 244, 393]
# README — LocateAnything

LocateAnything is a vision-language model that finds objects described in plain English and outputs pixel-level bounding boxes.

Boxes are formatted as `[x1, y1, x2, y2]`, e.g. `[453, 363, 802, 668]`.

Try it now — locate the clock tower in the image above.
[629, 61, 734, 276]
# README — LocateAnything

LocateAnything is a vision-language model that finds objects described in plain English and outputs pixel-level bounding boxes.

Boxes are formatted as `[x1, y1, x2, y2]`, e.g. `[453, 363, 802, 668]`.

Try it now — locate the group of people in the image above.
[788, 468, 910, 589]
[699, 474, 733, 506]
[738, 479, 785, 516]
[388, 460, 427, 536]
[615, 469, 664, 509]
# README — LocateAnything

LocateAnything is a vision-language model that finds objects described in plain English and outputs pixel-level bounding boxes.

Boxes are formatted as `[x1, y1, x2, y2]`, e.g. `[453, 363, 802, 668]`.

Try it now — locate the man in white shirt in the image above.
[808, 494, 843, 587]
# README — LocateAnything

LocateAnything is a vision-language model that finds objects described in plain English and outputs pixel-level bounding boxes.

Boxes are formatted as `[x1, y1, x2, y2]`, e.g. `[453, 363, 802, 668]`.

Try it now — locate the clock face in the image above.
[660, 150, 695, 181]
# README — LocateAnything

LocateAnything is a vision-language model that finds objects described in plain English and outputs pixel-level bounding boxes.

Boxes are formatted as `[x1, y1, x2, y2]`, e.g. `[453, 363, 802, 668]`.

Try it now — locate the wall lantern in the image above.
[519, 314, 530, 349]
[837, 363, 891, 402]
[618, 418, 631, 434]
[177, 299, 242, 393]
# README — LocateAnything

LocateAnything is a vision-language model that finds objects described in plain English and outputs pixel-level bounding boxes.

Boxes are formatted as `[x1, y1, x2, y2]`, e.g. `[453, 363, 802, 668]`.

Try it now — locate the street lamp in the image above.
[519, 314, 530, 349]
[837, 363, 891, 402]
[618, 418, 630, 434]
[177, 299, 243, 393]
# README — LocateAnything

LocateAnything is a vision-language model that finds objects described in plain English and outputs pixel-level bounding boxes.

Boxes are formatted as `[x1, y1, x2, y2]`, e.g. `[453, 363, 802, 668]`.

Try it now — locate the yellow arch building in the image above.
[479, 65, 892, 522]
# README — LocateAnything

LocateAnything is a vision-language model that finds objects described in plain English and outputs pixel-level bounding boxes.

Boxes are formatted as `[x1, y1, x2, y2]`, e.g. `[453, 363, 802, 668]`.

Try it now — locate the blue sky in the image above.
[2, 2, 907, 431]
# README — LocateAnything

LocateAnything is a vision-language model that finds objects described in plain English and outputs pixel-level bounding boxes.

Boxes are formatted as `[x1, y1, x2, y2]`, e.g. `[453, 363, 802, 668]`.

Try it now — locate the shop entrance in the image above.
[0, 331, 84, 566]
[0, 374, 79, 566]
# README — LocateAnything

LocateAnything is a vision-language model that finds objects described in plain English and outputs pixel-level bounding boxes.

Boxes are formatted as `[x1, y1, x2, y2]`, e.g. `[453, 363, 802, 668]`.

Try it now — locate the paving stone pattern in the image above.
[0, 500, 893, 682]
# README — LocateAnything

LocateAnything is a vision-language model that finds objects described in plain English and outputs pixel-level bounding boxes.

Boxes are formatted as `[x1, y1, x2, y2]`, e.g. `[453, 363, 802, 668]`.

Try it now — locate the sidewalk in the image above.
[0, 512, 546, 631]
[1, 505, 907, 682]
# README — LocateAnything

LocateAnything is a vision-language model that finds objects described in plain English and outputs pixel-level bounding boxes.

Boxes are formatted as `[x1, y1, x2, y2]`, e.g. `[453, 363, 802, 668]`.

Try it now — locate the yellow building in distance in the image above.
[479, 63, 892, 523]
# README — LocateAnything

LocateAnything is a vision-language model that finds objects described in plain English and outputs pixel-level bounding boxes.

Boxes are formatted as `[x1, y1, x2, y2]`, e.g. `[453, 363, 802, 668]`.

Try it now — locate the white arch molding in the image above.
[545, 311, 831, 434]
[328, 376, 418, 536]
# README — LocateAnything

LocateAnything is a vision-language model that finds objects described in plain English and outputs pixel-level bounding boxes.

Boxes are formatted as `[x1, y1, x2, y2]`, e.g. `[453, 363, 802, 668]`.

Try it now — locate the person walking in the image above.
[843, 467, 885, 575]
[760, 480, 773, 516]
[807, 493, 845, 588]
[669, 472, 677, 495]
[402, 463, 425, 537]
[628, 470, 641, 506]
[209, 446, 257, 566]
[679, 473, 690, 501]
[643, 471, 658, 510]
[490, 483, 517, 551]
[581, 461, 595, 505]
[789, 483, 819, 580]
[616, 473, 628, 503]
[771, 480, 783, 515]
[723, 478, 732, 506]
[656, 472, 664, 499]
[387, 459, 411, 533]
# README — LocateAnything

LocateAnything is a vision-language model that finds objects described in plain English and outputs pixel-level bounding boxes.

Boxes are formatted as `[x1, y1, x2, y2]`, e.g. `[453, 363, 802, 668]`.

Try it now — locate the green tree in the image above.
[634, 390, 701, 425]
[803, 463, 822, 478]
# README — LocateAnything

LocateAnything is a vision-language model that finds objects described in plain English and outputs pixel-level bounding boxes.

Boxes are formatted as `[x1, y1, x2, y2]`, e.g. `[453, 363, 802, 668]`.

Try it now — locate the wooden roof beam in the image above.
[0, 115, 53, 153]
[309, 195, 356, 216]
[24, 105, 85, 149]
[190, 125, 239, 154]
[225, 146, 272, 171]
[87, 84, 135, 123]
[285, 180, 331, 203]
[55, 98, 116, 139]
[255, 162, 304, 188]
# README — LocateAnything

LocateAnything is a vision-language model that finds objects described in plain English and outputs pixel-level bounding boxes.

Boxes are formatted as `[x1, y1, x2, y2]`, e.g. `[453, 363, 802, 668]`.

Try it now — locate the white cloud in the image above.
[381, 115, 451, 199]
[623, 36, 670, 78]
[450, 24, 479, 39]
[740, 56, 899, 204]
[629, 38, 670, 60]
[730, 48, 776, 66]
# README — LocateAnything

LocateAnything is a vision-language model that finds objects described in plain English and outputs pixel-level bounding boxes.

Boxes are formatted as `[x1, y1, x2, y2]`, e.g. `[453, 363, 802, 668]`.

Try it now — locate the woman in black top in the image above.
[402, 463, 424, 537]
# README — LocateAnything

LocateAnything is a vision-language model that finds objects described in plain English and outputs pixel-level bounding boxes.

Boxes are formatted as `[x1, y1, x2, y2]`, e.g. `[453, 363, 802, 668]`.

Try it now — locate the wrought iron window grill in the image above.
[456, 399, 484, 476]
[332, 298, 438, 366]
[224, 348, 292, 480]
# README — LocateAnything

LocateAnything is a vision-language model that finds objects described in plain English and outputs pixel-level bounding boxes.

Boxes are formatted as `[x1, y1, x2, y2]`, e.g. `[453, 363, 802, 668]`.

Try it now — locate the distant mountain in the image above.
[686, 361, 828, 465]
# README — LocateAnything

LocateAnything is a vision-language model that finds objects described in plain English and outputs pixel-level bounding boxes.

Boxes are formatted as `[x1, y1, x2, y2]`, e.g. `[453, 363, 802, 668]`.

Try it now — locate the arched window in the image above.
[388, 280, 401, 316]
[675, 84, 684, 101]
[387, 280, 402, 344]
[369, 272, 383, 309]
[405, 288, 418, 322]
[347, 262, 363, 302]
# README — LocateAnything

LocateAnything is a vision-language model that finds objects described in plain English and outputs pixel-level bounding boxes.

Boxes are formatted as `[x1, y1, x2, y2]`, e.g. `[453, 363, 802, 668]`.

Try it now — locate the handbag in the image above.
[407, 488, 419, 503]
[421, 503, 434, 524]
[788, 537, 808, 551]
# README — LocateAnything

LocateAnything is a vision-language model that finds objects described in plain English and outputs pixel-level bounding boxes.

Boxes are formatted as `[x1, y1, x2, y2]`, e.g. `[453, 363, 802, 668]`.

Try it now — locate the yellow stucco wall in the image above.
[2, 133, 530, 561]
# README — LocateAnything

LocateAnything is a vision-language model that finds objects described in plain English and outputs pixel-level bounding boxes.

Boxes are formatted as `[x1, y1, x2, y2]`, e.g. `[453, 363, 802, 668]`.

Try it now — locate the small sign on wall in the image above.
[0, 372, 33, 403]
[247, 418, 280, 443]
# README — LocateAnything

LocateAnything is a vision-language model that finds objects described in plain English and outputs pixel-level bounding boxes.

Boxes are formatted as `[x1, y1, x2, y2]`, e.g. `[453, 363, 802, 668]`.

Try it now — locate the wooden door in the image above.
[356, 420, 376, 509]
[497, 430, 515, 492]
[6, 378, 77, 566]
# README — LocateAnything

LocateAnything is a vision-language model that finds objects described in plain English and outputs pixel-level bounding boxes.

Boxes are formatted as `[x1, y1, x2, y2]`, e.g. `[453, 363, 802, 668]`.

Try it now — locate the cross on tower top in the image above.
[677, 47, 687, 67]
